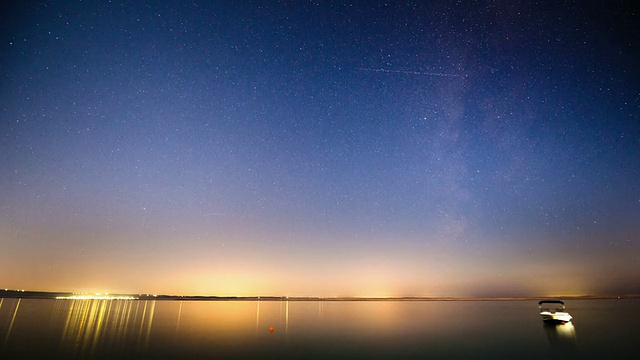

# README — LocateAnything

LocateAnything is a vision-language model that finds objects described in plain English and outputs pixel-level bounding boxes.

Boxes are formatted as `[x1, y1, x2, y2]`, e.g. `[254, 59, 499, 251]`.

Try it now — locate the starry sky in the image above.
[1, 1, 639, 297]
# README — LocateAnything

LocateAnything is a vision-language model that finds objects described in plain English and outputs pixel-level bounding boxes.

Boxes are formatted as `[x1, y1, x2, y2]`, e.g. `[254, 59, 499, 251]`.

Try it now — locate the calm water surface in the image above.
[1, 298, 638, 359]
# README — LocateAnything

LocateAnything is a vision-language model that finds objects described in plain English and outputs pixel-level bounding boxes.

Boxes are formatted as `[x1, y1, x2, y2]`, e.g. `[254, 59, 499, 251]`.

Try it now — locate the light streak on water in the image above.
[176, 301, 183, 332]
[285, 301, 289, 334]
[143, 301, 156, 351]
[2, 299, 21, 347]
[255, 301, 260, 333]
[56, 299, 154, 358]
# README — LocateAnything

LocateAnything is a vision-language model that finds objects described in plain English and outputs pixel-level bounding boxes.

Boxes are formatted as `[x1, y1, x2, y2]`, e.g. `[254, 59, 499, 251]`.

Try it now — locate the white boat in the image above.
[539, 300, 572, 323]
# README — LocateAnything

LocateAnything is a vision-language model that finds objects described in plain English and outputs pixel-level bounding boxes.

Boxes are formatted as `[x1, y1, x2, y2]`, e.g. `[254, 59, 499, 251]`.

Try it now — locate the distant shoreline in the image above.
[2, 289, 639, 301]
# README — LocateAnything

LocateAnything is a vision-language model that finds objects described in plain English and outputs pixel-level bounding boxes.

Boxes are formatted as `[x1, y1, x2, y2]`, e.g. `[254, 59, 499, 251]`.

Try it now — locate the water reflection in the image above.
[176, 300, 183, 331]
[2, 298, 21, 347]
[285, 300, 289, 334]
[2, 299, 638, 359]
[543, 321, 577, 358]
[56, 299, 156, 358]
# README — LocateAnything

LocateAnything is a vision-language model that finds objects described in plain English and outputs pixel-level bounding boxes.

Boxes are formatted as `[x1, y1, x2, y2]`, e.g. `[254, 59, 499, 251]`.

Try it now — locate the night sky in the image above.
[1, 1, 639, 297]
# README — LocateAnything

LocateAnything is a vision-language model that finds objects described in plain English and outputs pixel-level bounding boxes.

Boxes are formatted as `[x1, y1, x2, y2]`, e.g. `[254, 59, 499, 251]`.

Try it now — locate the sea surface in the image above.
[0, 298, 638, 359]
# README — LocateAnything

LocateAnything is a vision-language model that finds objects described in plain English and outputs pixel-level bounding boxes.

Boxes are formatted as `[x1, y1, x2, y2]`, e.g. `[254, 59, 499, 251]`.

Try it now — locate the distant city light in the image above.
[55, 294, 137, 300]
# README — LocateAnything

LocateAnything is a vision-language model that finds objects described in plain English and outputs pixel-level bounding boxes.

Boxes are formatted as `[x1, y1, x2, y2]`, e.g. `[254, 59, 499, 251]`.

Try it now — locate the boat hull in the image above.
[540, 311, 572, 323]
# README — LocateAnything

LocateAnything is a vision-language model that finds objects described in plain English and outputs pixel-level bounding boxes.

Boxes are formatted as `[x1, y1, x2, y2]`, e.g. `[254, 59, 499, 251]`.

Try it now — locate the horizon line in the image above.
[2, 289, 639, 301]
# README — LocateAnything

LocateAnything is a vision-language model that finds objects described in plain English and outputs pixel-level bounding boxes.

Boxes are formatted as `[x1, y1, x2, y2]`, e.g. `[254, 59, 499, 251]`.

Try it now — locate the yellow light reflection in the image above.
[255, 301, 260, 333]
[544, 321, 577, 352]
[2, 299, 21, 347]
[59, 299, 155, 358]
[176, 301, 183, 332]
[285, 301, 289, 334]
[144, 301, 156, 352]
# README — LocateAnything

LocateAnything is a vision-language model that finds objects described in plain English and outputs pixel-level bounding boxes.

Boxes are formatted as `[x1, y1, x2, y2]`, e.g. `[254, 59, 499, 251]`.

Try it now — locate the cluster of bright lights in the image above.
[56, 294, 137, 300]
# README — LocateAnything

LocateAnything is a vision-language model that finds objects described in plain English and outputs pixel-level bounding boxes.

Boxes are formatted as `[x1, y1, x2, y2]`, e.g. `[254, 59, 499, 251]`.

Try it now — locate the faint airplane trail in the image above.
[358, 67, 461, 77]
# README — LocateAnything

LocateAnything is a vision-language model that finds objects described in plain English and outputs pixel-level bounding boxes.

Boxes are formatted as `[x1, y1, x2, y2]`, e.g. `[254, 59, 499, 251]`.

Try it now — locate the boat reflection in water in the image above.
[543, 321, 577, 358]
